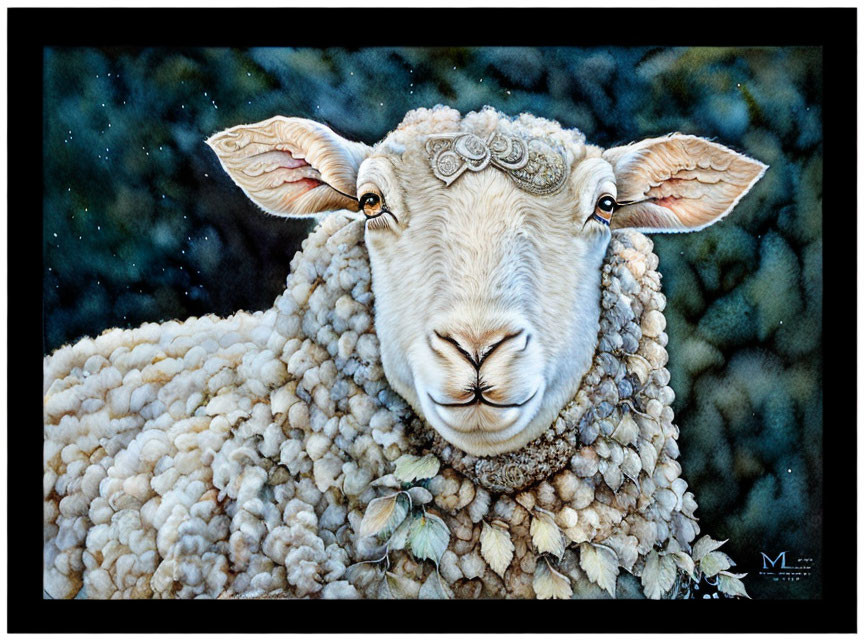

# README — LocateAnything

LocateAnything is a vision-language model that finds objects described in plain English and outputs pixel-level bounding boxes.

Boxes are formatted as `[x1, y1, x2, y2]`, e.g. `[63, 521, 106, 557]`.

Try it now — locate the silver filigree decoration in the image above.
[425, 130, 568, 195]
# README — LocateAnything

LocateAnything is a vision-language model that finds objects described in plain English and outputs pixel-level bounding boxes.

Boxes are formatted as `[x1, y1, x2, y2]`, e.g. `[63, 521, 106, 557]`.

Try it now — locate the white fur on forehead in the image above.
[379, 105, 587, 157]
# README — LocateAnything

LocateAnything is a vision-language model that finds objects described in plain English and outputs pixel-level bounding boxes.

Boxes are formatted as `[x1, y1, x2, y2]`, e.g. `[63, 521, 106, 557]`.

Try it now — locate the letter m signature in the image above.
[761, 551, 788, 569]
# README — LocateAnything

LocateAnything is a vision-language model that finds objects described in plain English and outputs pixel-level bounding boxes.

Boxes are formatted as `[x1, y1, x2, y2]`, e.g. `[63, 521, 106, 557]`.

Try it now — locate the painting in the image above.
[17, 6, 855, 634]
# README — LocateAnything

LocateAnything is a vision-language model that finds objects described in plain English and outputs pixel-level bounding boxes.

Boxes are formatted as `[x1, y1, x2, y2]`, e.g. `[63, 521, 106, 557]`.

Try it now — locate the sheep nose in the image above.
[432, 328, 528, 369]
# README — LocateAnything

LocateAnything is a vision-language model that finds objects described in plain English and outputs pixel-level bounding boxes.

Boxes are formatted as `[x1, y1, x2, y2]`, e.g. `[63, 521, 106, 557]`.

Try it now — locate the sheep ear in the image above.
[206, 116, 372, 217]
[602, 134, 767, 233]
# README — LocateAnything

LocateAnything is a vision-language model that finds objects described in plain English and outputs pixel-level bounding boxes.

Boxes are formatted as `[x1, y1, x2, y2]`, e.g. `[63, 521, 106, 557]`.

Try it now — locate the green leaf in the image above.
[717, 571, 750, 599]
[699, 551, 732, 577]
[359, 492, 408, 538]
[480, 521, 515, 578]
[394, 454, 440, 483]
[641, 550, 677, 600]
[407, 513, 450, 564]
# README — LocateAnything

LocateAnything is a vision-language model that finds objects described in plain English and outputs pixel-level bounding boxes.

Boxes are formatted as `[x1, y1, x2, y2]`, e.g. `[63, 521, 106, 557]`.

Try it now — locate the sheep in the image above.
[43, 106, 765, 600]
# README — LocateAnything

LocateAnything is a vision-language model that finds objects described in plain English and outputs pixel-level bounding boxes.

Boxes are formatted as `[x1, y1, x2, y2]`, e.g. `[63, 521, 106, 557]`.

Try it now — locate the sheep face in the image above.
[356, 137, 612, 458]
[208, 106, 766, 457]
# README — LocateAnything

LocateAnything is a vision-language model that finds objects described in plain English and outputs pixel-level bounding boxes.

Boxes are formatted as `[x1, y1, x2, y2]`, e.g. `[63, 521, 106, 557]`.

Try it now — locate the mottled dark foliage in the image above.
[43, 46, 822, 598]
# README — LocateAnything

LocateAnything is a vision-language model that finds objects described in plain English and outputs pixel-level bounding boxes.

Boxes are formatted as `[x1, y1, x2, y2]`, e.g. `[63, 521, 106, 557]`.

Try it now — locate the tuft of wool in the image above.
[44, 212, 723, 600]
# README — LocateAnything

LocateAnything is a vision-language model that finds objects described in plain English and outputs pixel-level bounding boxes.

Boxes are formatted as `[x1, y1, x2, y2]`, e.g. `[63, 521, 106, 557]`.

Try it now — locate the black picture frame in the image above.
[13, 6, 856, 634]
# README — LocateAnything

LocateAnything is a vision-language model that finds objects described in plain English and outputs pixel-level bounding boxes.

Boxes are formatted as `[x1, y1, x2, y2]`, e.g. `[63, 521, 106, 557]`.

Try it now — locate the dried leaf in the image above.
[654, 488, 677, 517]
[638, 440, 658, 475]
[628, 516, 657, 555]
[641, 549, 677, 600]
[345, 561, 383, 588]
[670, 551, 696, 580]
[692, 535, 727, 562]
[480, 521, 515, 578]
[530, 510, 566, 559]
[407, 513, 450, 564]
[514, 492, 535, 510]
[394, 454, 440, 483]
[468, 488, 491, 523]
[611, 413, 639, 446]
[676, 517, 700, 551]
[384, 571, 420, 599]
[418, 571, 452, 599]
[359, 492, 408, 538]
[601, 463, 623, 492]
[387, 514, 413, 551]
[603, 534, 639, 573]
[699, 551, 732, 577]
[720, 570, 748, 579]
[533, 558, 572, 600]
[579, 542, 618, 597]
[371, 474, 401, 488]
[670, 478, 688, 508]
[635, 413, 661, 440]
[407, 486, 433, 505]
[621, 448, 642, 482]
[717, 571, 750, 599]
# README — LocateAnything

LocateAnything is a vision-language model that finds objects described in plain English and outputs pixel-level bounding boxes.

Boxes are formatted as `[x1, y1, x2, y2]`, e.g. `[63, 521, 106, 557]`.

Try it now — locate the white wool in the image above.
[44, 213, 719, 600]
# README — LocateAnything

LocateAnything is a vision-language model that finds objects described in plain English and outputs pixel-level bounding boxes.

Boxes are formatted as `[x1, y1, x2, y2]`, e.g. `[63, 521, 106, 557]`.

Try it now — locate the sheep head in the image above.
[207, 106, 766, 457]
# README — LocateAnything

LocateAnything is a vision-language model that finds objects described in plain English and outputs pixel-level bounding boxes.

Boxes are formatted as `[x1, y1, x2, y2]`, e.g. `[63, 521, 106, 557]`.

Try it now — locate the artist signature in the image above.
[758, 551, 814, 582]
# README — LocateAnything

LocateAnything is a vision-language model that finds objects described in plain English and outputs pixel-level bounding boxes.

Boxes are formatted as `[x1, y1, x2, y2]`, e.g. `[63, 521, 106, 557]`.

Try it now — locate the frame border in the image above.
[12, 6, 856, 634]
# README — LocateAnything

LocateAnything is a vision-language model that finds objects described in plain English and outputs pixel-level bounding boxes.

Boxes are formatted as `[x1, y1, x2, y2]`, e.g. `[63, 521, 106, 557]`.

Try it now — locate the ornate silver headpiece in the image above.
[424, 130, 569, 195]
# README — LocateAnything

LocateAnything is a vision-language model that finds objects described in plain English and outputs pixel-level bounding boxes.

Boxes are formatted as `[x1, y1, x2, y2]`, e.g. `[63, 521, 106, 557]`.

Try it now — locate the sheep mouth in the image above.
[427, 389, 537, 410]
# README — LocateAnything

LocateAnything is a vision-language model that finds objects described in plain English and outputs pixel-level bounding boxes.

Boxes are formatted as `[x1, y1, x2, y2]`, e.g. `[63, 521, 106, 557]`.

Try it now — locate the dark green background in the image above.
[43, 46, 822, 598]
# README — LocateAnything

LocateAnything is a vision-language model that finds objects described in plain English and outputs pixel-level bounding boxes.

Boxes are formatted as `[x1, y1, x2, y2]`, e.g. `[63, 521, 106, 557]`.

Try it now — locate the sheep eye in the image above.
[598, 196, 616, 213]
[592, 195, 617, 225]
[359, 192, 383, 218]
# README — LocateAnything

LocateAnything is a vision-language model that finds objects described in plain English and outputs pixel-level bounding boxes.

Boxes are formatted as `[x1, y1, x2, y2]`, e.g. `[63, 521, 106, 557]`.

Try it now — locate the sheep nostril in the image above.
[432, 328, 531, 369]
[433, 330, 480, 368]
[478, 329, 526, 365]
